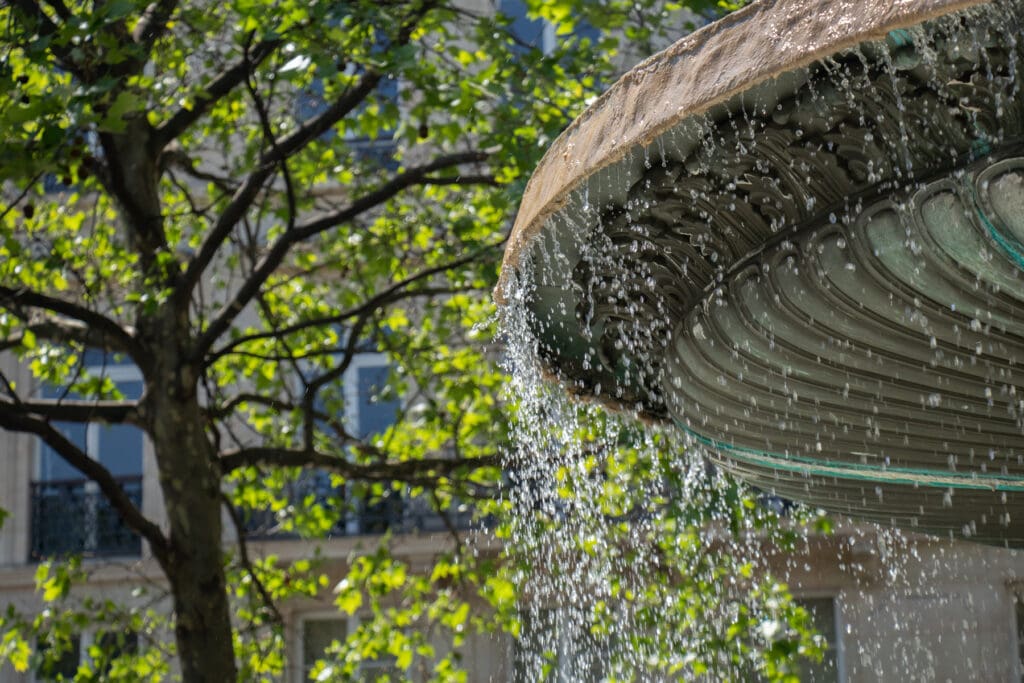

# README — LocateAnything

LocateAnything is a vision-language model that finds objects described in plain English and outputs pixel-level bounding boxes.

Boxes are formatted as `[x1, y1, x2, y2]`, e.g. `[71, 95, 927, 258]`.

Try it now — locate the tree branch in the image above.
[131, 0, 179, 50]
[97, 122, 170, 276]
[151, 39, 282, 152]
[220, 493, 283, 625]
[191, 152, 491, 361]
[0, 409, 169, 560]
[291, 151, 490, 237]
[175, 69, 381, 303]
[0, 396, 141, 424]
[177, 0, 439, 303]
[0, 315, 137, 355]
[206, 260, 491, 365]
[205, 392, 300, 421]
[0, 174, 43, 224]
[218, 446, 498, 483]
[243, 40, 298, 237]
[0, 286, 144, 363]
[41, 0, 72, 22]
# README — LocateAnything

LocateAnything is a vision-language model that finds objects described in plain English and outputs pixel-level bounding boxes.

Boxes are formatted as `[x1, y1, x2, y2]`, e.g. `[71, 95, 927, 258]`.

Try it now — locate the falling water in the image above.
[499, 265, 830, 680]
[496, 1, 1024, 679]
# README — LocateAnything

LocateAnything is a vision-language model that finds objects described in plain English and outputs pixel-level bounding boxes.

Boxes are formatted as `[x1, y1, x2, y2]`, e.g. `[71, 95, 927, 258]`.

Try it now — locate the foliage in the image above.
[0, 0, 818, 681]
[500, 373, 828, 681]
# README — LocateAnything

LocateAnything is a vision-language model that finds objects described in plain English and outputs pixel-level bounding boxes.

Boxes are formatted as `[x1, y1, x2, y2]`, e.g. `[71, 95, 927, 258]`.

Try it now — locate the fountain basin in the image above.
[498, 0, 1024, 545]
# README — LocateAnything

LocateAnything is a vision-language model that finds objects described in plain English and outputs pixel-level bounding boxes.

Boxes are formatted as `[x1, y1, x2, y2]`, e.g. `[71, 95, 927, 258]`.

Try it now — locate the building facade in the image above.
[3, 3, 1024, 682]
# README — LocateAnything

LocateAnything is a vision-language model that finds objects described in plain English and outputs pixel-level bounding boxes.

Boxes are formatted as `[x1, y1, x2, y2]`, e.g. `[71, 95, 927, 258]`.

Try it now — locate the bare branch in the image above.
[298, 307, 376, 451]
[0, 369, 22, 404]
[206, 246, 496, 364]
[0, 409, 169, 560]
[205, 392, 300, 420]
[291, 151, 490, 237]
[242, 38, 298, 243]
[430, 488, 464, 554]
[161, 150, 239, 196]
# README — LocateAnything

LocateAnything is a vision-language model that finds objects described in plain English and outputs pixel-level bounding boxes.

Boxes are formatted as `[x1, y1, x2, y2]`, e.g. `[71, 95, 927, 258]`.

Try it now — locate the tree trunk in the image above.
[105, 118, 238, 682]
[150, 380, 238, 682]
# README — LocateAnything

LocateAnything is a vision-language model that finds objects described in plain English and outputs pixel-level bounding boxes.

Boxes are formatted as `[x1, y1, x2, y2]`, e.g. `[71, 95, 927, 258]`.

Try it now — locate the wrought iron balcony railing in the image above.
[240, 492, 478, 540]
[29, 476, 143, 561]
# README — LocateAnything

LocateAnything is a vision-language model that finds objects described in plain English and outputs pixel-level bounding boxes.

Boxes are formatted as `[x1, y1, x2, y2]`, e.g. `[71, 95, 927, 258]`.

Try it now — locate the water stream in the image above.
[496, 2, 1024, 679]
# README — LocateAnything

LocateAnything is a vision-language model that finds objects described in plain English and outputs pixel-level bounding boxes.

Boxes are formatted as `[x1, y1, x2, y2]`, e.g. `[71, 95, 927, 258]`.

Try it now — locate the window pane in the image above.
[499, 0, 548, 51]
[303, 619, 347, 676]
[356, 366, 398, 438]
[97, 378, 143, 476]
[35, 635, 80, 681]
[797, 597, 839, 683]
[38, 423, 88, 482]
[97, 424, 143, 477]
[38, 384, 87, 481]
[38, 377, 143, 480]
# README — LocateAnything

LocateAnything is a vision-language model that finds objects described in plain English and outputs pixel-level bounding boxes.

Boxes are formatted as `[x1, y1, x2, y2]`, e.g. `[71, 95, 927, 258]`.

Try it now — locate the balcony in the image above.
[241, 491, 477, 540]
[29, 476, 143, 561]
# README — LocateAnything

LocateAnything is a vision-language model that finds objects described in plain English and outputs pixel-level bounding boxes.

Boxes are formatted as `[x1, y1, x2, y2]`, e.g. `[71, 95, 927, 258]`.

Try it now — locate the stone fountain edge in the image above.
[494, 0, 993, 304]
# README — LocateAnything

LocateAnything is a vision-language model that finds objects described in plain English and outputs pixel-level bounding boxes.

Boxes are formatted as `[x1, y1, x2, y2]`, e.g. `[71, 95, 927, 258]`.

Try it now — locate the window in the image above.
[340, 354, 403, 535]
[299, 615, 399, 683]
[33, 635, 80, 682]
[242, 351, 403, 538]
[301, 617, 345, 680]
[795, 596, 841, 683]
[498, 0, 556, 55]
[31, 361, 144, 560]
[33, 631, 137, 682]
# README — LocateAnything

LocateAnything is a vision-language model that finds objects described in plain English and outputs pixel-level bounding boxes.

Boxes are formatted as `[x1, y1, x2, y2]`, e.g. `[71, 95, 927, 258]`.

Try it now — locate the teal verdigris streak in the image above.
[887, 28, 913, 48]
[970, 177, 1024, 271]
[677, 423, 1024, 492]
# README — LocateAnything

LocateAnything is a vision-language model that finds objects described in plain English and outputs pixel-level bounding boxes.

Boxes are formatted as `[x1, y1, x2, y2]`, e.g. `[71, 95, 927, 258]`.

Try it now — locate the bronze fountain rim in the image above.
[494, 0, 993, 304]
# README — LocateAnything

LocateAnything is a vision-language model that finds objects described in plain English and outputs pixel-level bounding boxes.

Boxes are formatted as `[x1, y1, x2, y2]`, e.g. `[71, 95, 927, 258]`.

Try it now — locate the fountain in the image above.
[498, 0, 1024, 546]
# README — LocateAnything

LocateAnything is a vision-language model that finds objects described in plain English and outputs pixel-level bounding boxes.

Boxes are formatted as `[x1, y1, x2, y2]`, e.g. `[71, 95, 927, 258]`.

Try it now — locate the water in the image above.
[511, 0, 1024, 545]
[499, 267, 829, 680]
[496, 2, 1024, 679]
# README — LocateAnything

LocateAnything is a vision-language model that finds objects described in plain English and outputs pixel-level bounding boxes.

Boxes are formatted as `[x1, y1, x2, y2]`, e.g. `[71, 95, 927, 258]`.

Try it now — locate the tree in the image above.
[0, 0, 821, 680]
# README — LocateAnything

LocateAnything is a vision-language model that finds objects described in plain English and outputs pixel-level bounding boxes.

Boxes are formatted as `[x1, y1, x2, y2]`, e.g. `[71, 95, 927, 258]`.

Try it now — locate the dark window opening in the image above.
[31, 369, 144, 561]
